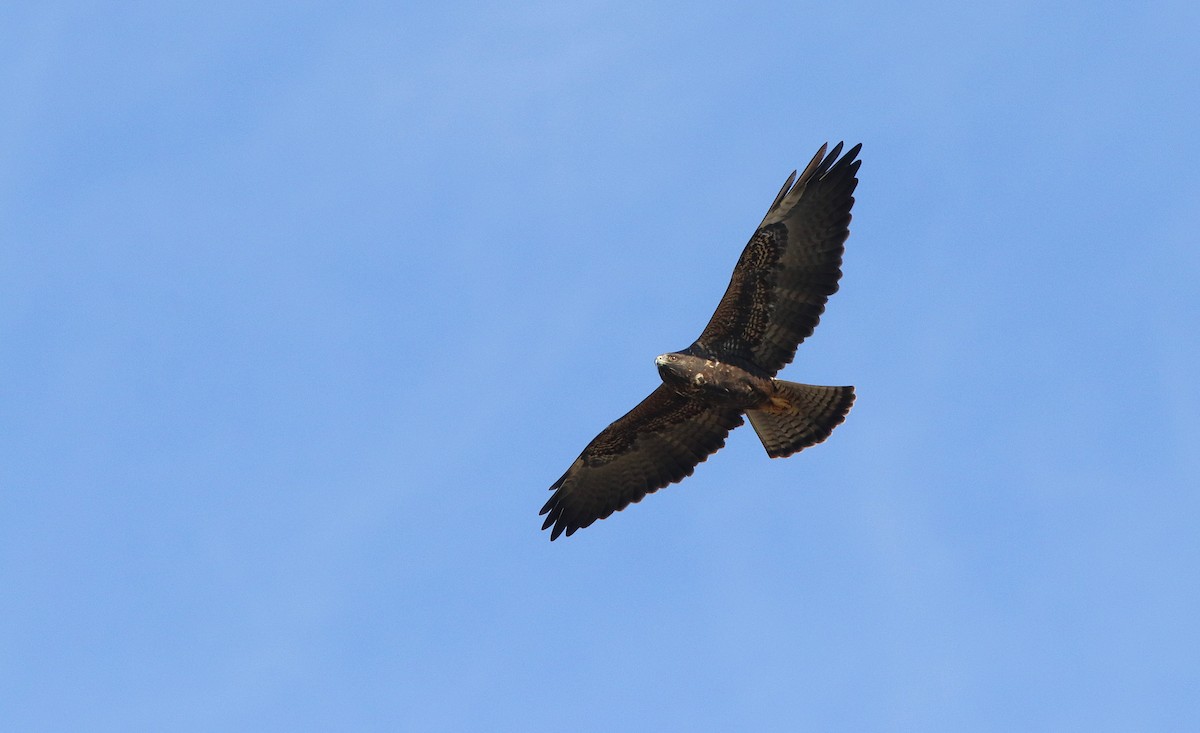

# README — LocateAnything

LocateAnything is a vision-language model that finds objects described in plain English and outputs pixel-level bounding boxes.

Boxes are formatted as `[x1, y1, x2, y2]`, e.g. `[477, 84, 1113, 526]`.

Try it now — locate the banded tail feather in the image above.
[746, 381, 855, 458]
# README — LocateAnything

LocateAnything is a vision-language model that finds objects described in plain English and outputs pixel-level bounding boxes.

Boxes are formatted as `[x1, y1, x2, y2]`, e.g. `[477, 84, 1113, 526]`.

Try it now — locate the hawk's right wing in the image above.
[540, 386, 744, 540]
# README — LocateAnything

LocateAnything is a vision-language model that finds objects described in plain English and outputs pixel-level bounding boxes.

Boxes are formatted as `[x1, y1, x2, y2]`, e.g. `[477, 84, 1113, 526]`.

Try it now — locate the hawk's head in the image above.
[654, 352, 684, 374]
[655, 352, 706, 390]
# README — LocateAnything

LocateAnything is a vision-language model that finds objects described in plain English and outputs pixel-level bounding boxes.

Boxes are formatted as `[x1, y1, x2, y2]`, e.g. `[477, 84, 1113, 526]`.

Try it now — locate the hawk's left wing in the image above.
[695, 142, 861, 374]
[540, 385, 744, 540]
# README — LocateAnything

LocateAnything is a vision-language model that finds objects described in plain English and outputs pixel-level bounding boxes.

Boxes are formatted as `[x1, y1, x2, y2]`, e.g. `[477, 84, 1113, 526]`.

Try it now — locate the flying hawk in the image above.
[541, 142, 861, 540]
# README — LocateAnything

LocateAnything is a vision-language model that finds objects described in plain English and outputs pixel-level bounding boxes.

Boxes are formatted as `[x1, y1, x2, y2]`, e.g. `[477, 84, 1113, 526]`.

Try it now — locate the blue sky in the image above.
[3, 1, 1198, 730]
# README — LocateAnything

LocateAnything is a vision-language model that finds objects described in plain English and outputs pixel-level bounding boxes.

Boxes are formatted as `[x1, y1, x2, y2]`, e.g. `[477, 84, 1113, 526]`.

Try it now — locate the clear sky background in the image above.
[3, 2, 1198, 730]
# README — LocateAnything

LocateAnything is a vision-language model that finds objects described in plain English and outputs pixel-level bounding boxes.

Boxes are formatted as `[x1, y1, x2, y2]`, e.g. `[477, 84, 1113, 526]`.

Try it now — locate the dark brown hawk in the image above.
[541, 142, 861, 540]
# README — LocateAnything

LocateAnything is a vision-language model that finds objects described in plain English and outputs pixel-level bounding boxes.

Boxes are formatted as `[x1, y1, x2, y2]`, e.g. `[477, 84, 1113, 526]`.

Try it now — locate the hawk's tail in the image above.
[746, 381, 855, 459]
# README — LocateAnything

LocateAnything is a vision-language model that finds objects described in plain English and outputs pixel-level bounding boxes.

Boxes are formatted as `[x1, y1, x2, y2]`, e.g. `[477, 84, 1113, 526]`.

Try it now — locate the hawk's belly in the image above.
[659, 358, 773, 409]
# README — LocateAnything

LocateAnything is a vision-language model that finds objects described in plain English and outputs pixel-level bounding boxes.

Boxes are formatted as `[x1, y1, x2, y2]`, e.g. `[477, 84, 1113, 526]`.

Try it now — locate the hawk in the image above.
[541, 142, 861, 540]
